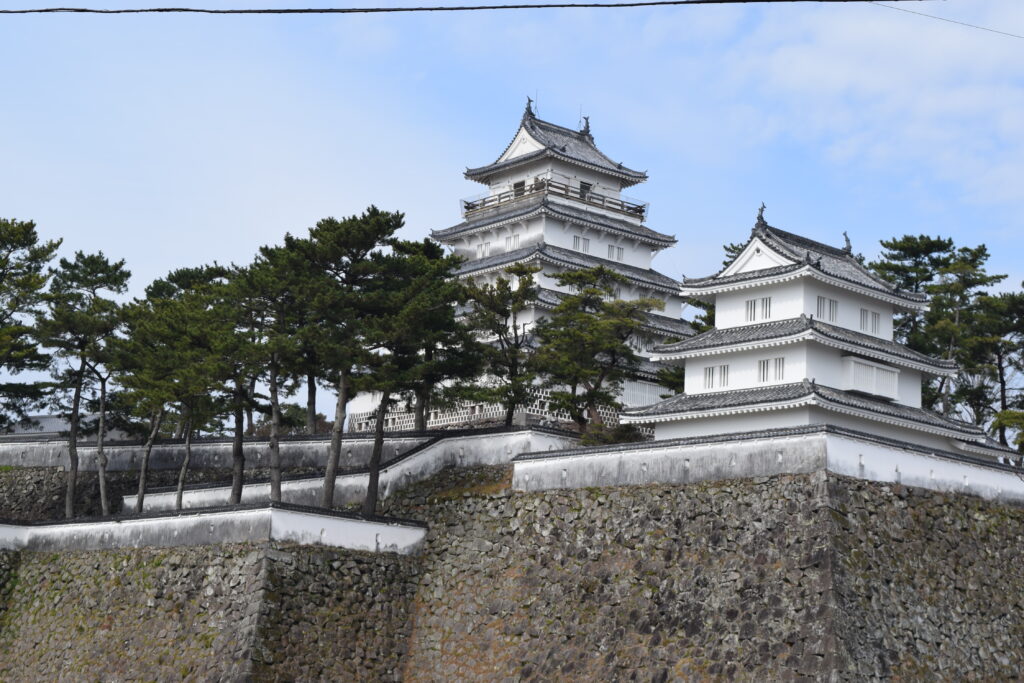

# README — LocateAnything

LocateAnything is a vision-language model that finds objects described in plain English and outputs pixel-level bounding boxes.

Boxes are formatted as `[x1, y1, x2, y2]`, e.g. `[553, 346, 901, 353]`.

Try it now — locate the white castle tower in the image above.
[621, 211, 1010, 460]
[350, 102, 692, 431]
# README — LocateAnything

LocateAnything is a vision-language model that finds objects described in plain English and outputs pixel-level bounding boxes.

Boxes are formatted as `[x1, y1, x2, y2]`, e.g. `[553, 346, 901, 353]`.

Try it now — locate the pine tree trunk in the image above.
[362, 395, 389, 517]
[64, 357, 86, 520]
[414, 389, 428, 432]
[269, 356, 282, 503]
[306, 372, 317, 435]
[504, 401, 516, 428]
[320, 369, 349, 509]
[230, 382, 246, 505]
[997, 348, 1010, 446]
[96, 376, 109, 516]
[175, 418, 193, 511]
[245, 376, 257, 436]
[134, 407, 165, 515]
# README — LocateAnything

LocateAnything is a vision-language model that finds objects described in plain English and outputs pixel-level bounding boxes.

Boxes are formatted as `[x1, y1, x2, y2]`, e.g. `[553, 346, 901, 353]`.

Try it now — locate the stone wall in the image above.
[829, 477, 1024, 678]
[0, 543, 420, 681]
[382, 467, 839, 680]
[253, 546, 420, 681]
[2, 464, 1024, 679]
[0, 544, 265, 680]
[378, 466, 1024, 680]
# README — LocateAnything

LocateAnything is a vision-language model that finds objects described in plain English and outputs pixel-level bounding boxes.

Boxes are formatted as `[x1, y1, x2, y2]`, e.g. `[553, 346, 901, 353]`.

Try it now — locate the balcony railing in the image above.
[461, 178, 648, 221]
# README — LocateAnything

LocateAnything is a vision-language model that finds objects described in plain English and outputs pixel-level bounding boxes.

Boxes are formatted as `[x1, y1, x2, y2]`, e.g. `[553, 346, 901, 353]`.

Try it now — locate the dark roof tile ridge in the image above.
[810, 383, 985, 435]
[807, 318, 957, 367]
[761, 225, 849, 258]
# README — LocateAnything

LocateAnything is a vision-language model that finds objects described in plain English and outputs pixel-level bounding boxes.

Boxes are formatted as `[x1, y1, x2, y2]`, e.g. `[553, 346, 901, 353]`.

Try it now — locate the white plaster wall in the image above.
[826, 433, 1024, 502]
[0, 507, 426, 554]
[127, 429, 580, 513]
[804, 406, 954, 452]
[653, 408, 814, 440]
[804, 343, 844, 388]
[802, 281, 895, 339]
[720, 237, 793, 276]
[543, 215, 653, 271]
[716, 281, 804, 329]
[685, 345, 807, 395]
[898, 368, 923, 408]
[511, 430, 1024, 503]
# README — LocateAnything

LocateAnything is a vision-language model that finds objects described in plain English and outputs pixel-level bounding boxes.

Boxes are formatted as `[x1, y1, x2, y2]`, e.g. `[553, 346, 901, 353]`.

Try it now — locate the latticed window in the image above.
[704, 366, 715, 389]
[573, 235, 590, 254]
[774, 357, 785, 381]
[817, 296, 838, 322]
[745, 299, 757, 322]
[505, 234, 520, 251]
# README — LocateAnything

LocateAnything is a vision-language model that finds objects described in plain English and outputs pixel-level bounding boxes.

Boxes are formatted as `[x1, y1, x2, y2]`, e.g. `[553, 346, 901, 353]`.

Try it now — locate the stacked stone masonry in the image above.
[0, 464, 1022, 679]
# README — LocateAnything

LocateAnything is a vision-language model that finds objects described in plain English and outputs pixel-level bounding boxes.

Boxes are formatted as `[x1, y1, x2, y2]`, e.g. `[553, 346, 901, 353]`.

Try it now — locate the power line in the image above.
[870, 2, 1024, 41]
[0, 1, 932, 16]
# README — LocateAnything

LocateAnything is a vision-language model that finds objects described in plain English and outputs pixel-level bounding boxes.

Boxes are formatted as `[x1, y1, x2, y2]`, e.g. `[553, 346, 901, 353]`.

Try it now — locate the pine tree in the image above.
[38, 251, 130, 519]
[0, 218, 61, 432]
[296, 209, 405, 508]
[532, 266, 662, 432]
[464, 263, 541, 426]
[359, 237, 480, 516]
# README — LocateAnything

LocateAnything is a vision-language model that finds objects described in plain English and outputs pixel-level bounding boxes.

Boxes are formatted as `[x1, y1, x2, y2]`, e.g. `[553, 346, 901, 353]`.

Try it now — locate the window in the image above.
[860, 308, 882, 334]
[476, 241, 491, 258]
[718, 365, 729, 387]
[817, 296, 838, 322]
[704, 366, 715, 389]
[579, 181, 592, 199]
[607, 245, 625, 261]
[745, 297, 772, 322]
[505, 234, 520, 251]
[757, 357, 785, 383]
[573, 235, 590, 254]
[774, 357, 785, 381]
[513, 180, 525, 197]
[843, 357, 900, 399]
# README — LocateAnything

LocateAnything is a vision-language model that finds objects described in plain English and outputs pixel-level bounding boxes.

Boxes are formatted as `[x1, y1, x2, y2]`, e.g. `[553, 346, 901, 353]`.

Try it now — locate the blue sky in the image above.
[2, 0, 1023, 308]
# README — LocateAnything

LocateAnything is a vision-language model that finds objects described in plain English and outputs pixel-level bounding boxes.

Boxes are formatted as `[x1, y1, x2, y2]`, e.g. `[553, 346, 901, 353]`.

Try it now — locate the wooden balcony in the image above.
[461, 179, 648, 221]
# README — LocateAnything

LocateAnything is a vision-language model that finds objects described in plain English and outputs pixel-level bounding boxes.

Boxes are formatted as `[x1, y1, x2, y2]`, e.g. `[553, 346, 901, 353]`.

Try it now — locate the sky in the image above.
[2, 0, 1023, 309]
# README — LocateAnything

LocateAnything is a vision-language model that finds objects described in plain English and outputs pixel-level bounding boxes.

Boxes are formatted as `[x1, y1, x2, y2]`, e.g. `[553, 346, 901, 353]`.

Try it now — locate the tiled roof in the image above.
[624, 380, 985, 438]
[431, 195, 675, 247]
[535, 287, 694, 338]
[456, 242, 681, 292]
[682, 221, 927, 305]
[465, 112, 647, 186]
[653, 315, 956, 372]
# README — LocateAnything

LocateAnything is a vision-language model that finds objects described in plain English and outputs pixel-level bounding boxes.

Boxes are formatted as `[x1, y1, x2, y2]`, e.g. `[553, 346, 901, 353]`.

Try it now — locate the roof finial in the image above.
[581, 115, 591, 137]
[524, 96, 535, 120]
[842, 230, 852, 254]
[754, 202, 768, 231]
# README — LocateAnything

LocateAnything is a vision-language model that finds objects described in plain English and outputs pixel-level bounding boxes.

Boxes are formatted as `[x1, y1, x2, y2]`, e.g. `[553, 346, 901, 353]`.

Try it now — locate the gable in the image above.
[497, 126, 545, 162]
[720, 237, 795, 277]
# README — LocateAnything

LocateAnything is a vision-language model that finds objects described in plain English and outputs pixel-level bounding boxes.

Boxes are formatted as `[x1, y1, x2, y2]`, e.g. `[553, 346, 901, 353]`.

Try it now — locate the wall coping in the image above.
[0, 502, 427, 554]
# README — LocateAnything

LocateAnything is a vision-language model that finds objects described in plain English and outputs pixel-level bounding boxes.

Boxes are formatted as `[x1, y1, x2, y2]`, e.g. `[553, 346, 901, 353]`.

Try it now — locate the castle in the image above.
[620, 210, 1012, 462]
[2, 106, 1024, 679]
[350, 101, 692, 431]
